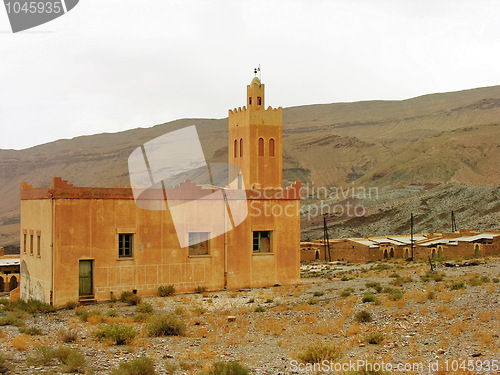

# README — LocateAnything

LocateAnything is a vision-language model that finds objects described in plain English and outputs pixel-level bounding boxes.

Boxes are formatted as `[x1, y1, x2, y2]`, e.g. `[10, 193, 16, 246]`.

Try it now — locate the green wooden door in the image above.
[79, 260, 93, 296]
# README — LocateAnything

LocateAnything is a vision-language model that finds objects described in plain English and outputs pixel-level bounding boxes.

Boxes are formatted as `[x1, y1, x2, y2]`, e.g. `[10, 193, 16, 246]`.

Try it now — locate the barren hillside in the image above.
[1, 86, 500, 248]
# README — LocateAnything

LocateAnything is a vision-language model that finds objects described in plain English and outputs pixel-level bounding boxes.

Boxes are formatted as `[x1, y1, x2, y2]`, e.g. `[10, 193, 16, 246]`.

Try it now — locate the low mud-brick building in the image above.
[20, 76, 301, 306]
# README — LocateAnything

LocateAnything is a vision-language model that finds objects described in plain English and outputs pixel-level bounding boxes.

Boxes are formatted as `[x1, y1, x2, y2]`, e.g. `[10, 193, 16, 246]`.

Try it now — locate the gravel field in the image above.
[0, 257, 499, 374]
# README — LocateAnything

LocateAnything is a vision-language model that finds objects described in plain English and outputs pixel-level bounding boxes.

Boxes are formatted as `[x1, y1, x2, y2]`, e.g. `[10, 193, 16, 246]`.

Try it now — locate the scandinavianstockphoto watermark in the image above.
[289, 358, 499, 373]
[248, 183, 379, 220]
[3, 0, 79, 33]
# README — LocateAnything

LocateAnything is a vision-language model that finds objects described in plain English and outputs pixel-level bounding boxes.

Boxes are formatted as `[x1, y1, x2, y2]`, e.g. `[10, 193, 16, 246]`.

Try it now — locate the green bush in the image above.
[27, 345, 56, 366]
[194, 286, 207, 294]
[468, 277, 482, 286]
[120, 290, 142, 305]
[340, 288, 353, 297]
[308, 298, 319, 305]
[158, 285, 175, 297]
[147, 314, 186, 337]
[451, 281, 465, 290]
[426, 291, 436, 300]
[297, 344, 340, 364]
[355, 310, 373, 323]
[53, 347, 86, 373]
[58, 328, 78, 343]
[7, 299, 55, 314]
[106, 308, 119, 317]
[388, 289, 404, 301]
[126, 294, 142, 306]
[110, 357, 156, 375]
[94, 324, 137, 345]
[313, 291, 324, 297]
[75, 308, 101, 322]
[362, 294, 377, 303]
[136, 302, 154, 314]
[133, 313, 151, 323]
[420, 272, 444, 282]
[365, 332, 384, 344]
[254, 306, 266, 312]
[65, 300, 79, 310]
[199, 361, 249, 375]
[480, 276, 490, 283]
[365, 282, 382, 293]
[0, 314, 24, 327]
[390, 276, 413, 286]
[19, 326, 43, 335]
[120, 290, 134, 302]
[492, 277, 499, 283]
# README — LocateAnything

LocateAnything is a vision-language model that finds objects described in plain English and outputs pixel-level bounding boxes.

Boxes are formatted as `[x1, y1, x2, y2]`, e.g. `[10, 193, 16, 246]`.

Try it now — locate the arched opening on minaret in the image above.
[269, 138, 275, 157]
[258, 138, 264, 156]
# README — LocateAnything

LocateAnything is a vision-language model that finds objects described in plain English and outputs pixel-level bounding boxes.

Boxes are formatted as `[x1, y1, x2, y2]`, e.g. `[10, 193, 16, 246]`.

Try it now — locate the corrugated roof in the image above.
[369, 238, 405, 245]
[348, 239, 379, 248]
[419, 238, 458, 247]
[453, 233, 499, 242]
[0, 259, 20, 267]
[386, 235, 427, 245]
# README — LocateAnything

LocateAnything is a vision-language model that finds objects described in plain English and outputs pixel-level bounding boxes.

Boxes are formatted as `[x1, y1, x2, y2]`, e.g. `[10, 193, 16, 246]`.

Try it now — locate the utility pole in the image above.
[410, 212, 415, 259]
[323, 215, 331, 261]
[451, 211, 457, 232]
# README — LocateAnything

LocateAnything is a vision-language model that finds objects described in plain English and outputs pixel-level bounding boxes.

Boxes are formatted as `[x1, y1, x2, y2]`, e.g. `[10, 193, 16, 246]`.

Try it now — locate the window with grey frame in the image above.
[189, 232, 210, 255]
[253, 231, 272, 252]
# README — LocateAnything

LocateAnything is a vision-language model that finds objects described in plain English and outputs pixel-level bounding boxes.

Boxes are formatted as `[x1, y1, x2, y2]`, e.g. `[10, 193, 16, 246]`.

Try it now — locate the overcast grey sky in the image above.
[1, 0, 499, 150]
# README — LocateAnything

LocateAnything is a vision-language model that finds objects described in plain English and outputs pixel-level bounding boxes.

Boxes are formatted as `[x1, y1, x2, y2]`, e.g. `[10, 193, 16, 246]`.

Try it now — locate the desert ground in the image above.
[0, 257, 499, 375]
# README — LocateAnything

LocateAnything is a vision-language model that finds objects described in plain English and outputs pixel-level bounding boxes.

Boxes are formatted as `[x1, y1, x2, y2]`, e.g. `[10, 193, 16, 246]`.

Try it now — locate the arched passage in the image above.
[438, 247, 443, 259]
[0, 277, 4, 293]
[315, 250, 320, 260]
[404, 248, 409, 259]
[9, 276, 18, 291]
[383, 249, 388, 259]
[389, 248, 394, 258]
[475, 244, 480, 257]
[431, 249, 436, 259]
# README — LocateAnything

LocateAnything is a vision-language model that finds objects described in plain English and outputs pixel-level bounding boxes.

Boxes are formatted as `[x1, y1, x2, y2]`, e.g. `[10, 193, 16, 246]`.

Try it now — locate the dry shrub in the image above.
[260, 319, 284, 336]
[405, 290, 426, 303]
[477, 311, 490, 323]
[94, 324, 137, 345]
[473, 329, 492, 345]
[272, 304, 291, 312]
[449, 321, 468, 335]
[301, 315, 317, 325]
[104, 316, 134, 324]
[346, 322, 363, 335]
[297, 344, 340, 364]
[292, 303, 319, 312]
[365, 332, 385, 345]
[110, 357, 155, 375]
[147, 314, 186, 337]
[12, 334, 36, 351]
[58, 328, 78, 343]
[87, 314, 103, 325]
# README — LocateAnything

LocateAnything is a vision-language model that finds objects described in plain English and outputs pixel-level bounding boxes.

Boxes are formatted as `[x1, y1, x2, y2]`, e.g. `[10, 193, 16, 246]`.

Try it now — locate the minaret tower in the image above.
[228, 72, 283, 189]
